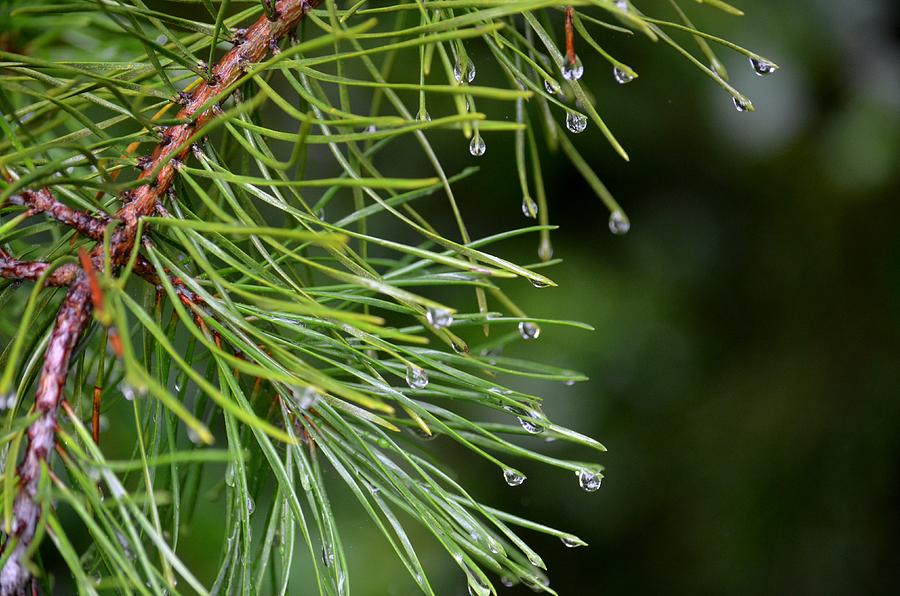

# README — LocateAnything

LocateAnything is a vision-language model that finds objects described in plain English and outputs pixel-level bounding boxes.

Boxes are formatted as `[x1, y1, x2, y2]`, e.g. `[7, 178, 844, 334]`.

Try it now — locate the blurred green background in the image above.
[366, 0, 900, 594]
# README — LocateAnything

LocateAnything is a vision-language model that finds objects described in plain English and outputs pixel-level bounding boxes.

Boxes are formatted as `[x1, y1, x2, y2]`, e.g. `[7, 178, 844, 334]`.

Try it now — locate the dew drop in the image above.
[321, 544, 334, 567]
[425, 307, 453, 330]
[543, 78, 561, 95]
[503, 469, 526, 486]
[451, 339, 470, 354]
[469, 134, 486, 157]
[565, 111, 588, 133]
[366, 124, 378, 133]
[186, 428, 202, 445]
[577, 469, 603, 492]
[0, 392, 15, 411]
[224, 464, 235, 487]
[561, 55, 584, 81]
[500, 577, 515, 588]
[120, 382, 137, 402]
[291, 386, 320, 410]
[615, 0, 628, 10]
[453, 60, 476, 84]
[521, 197, 538, 219]
[565, 379, 576, 387]
[560, 534, 584, 548]
[613, 67, 635, 85]
[518, 321, 541, 340]
[608, 210, 630, 235]
[246, 496, 255, 514]
[405, 365, 429, 389]
[517, 417, 544, 434]
[415, 109, 432, 122]
[538, 240, 553, 262]
[732, 96, 752, 112]
[749, 56, 777, 76]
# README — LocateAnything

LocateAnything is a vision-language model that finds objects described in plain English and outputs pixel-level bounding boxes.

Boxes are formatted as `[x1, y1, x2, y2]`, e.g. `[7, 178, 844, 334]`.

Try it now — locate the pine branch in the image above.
[0, 1, 322, 591]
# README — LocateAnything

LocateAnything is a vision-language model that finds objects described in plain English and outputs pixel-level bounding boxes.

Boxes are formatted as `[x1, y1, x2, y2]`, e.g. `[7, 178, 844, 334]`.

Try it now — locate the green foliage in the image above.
[0, 0, 775, 593]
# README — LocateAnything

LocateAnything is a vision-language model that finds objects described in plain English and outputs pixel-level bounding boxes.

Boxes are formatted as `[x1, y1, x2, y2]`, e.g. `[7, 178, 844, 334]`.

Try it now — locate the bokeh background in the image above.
[6, 0, 899, 593]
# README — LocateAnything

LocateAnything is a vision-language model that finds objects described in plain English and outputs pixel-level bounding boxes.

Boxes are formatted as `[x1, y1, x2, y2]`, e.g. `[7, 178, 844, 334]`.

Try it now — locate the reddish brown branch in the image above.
[0, 1, 321, 590]
[0, 251, 80, 287]
[565, 6, 577, 66]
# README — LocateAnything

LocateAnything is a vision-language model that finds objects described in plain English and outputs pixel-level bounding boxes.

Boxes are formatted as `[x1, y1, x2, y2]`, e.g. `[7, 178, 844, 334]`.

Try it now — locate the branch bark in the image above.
[0, 1, 321, 591]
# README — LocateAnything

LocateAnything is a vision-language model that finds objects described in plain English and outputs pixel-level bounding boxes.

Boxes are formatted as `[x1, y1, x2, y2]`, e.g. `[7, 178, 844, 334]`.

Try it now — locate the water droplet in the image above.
[321, 544, 334, 567]
[291, 386, 319, 410]
[0, 392, 15, 410]
[451, 339, 470, 354]
[187, 428, 202, 444]
[300, 472, 311, 491]
[732, 96, 752, 112]
[565, 111, 588, 133]
[469, 134, 486, 157]
[561, 55, 584, 81]
[500, 577, 515, 588]
[366, 124, 378, 133]
[564, 380, 576, 386]
[518, 417, 544, 434]
[453, 60, 476, 84]
[530, 278, 551, 288]
[405, 365, 429, 389]
[521, 197, 538, 219]
[415, 109, 431, 122]
[527, 552, 545, 568]
[467, 583, 489, 596]
[560, 534, 584, 548]
[615, 0, 628, 10]
[225, 465, 235, 487]
[608, 210, 630, 235]
[613, 67, 635, 85]
[425, 307, 453, 329]
[749, 57, 777, 76]
[503, 469, 526, 486]
[120, 382, 137, 401]
[577, 469, 603, 492]
[246, 496, 255, 514]
[116, 532, 135, 560]
[538, 240, 553, 262]
[543, 79, 561, 95]
[518, 321, 541, 340]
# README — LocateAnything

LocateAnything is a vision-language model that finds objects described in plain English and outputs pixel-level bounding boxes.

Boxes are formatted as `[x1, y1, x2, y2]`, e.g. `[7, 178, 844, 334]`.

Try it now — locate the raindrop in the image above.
[321, 544, 334, 567]
[561, 55, 584, 81]
[453, 60, 476, 84]
[291, 386, 319, 410]
[500, 577, 515, 588]
[749, 57, 777, 76]
[565, 111, 588, 133]
[225, 465, 235, 487]
[538, 240, 553, 262]
[405, 365, 429, 389]
[521, 197, 538, 219]
[451, 339, 470, 355]
[120, 382, 137, 402]
[246, 496, 255, 515]
[415, 109, 431, 122]
[530, 278, 551, 288]
[503, 469, 526, 486]
[469, 134, 486, 157]
[468, 583, 489, 596]
[517, 417, 544, 434]
[518, 321, 541, 340]
[564, 380, 576, 387]
[0, 392, 14, 411]
[577, 469, 603, 492]
[732, 96, 752, 112]
[187, 428, 203, 444]
[543, 79, 561, 95]
[425, 307, 453, 330]
[613, 67, 635, 85]
[366, 124, 378, 133]
[560, 534, 584, 548]
[527, 552, 545, 568]
[608, 210, 630, 235]
[615, 0, 628, 10]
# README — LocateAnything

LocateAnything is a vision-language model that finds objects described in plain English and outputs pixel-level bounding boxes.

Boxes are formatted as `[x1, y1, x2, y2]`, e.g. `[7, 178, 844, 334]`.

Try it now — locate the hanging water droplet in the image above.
[120, 382, 137, 402]
[246, 496, 255, 515]
[560, 534, 585, 548]
[608, 210, 630, 235]
[415, 108, 432, 122]
[732, 96, 752, 112]
[300, 472, 311, 491]
[538, 240, 553, 262]
[749, 57, 777, 76]
[530, 278, 551, 289]
[116, 531, 136, 560]
[425, 307, 453, 329]
[544, 78, 561, 95]
[565, 379, 576, 386]
[527, 552, 545, 568]
[469, 134, 486, 157]
[613, 67, 635, 85]
[224, 464, 235, 487]
[503, 469, 526, 486]
[487, 536, 503, 555]
[561, 55, 584, 81]
[405, 365, 429, 389]
[565, 111, 588, 133]
[521, 196, 538, 219]
[500, 577, 515, 588]
[518, 417, 544, 434]
[187, 427, 202, 444]
[518, 321, 541, 340]
[577, 469, 603, 492]
[366, 124, 378, 133]
[453, 60, 476, 84]
[615, 0, 628, 10]
[467, 583, 489, 596]
[452, 339, 470, 354]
